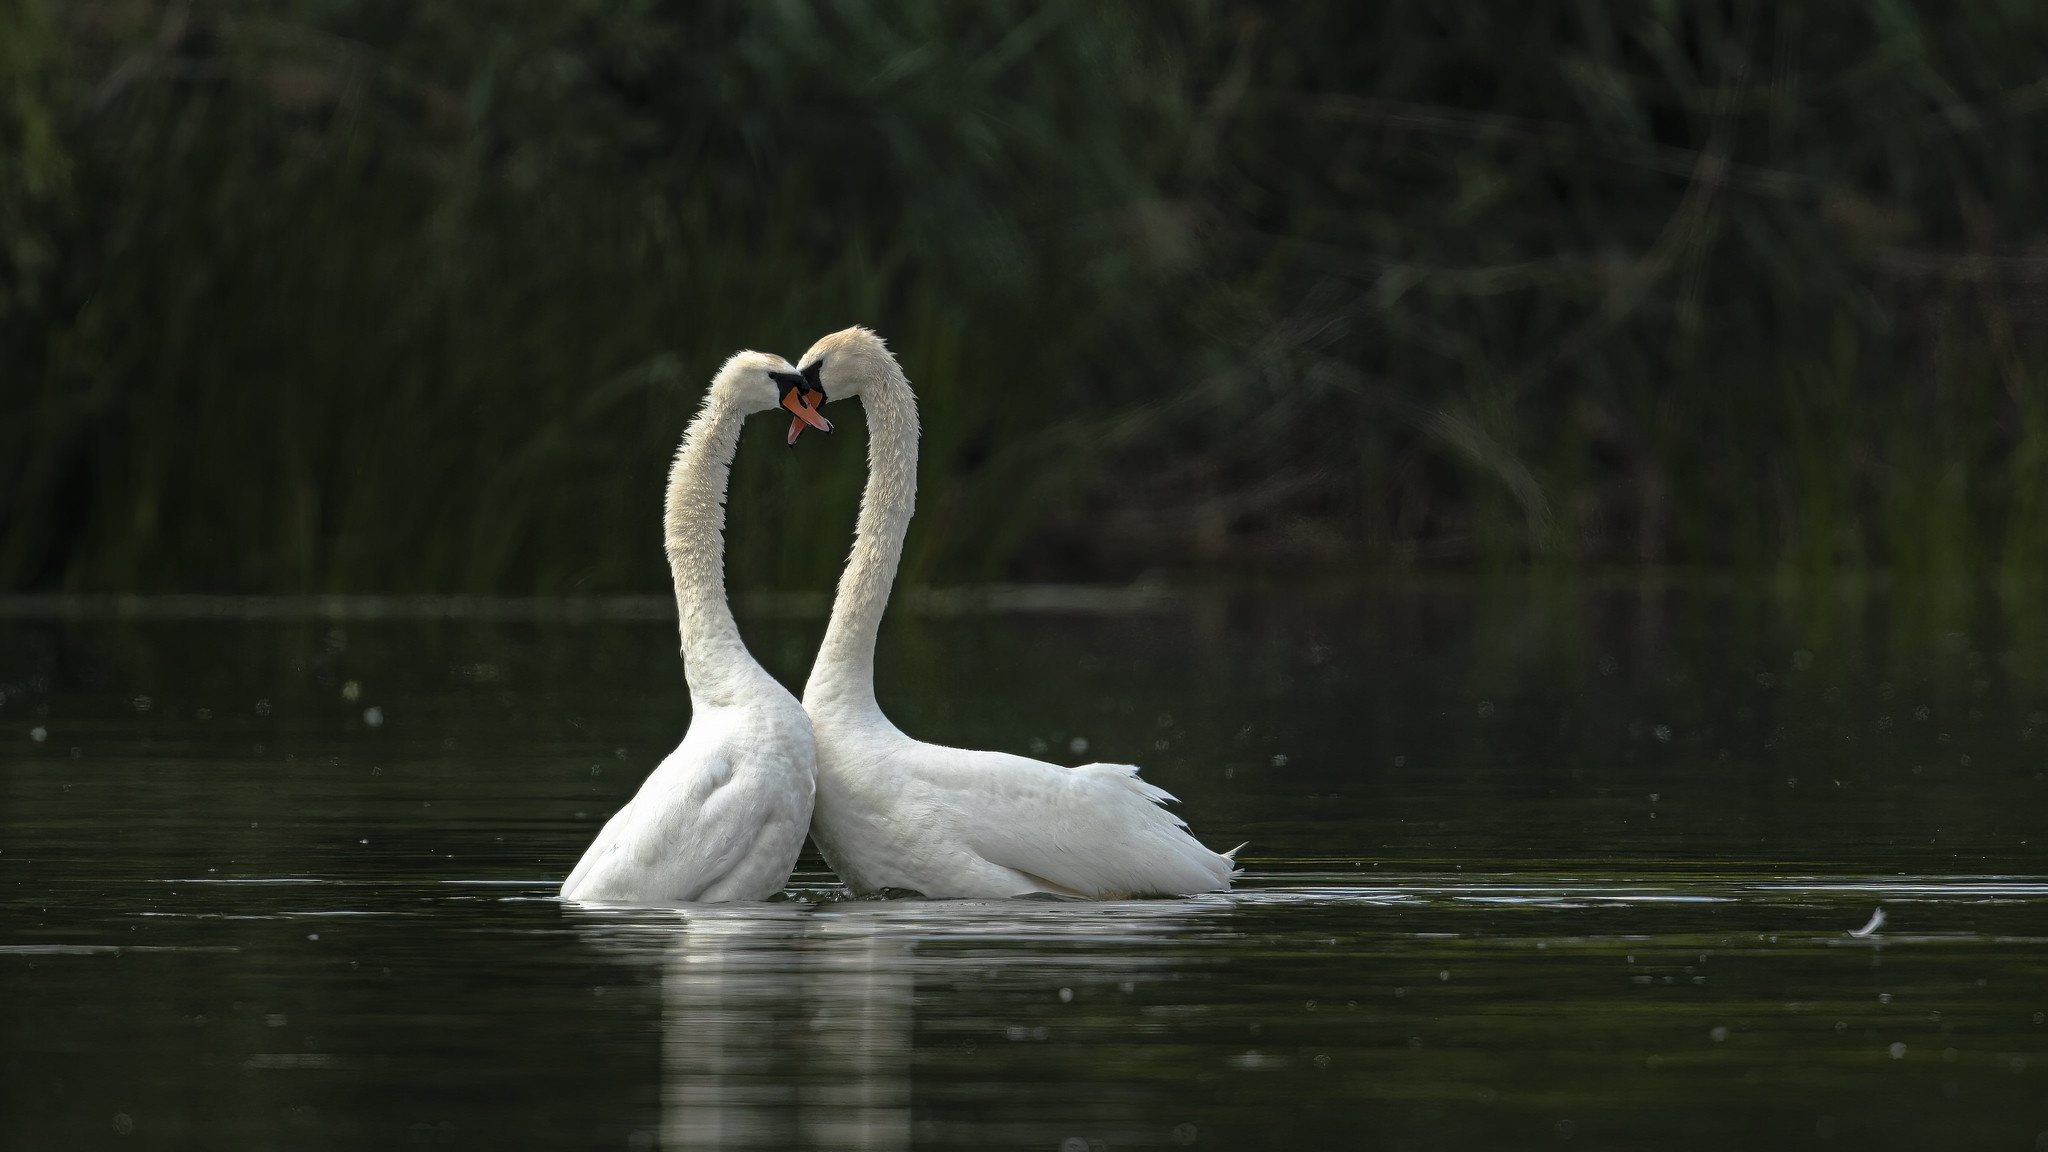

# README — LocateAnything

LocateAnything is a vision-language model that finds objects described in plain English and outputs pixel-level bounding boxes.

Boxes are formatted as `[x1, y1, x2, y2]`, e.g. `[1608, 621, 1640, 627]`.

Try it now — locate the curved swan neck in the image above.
[665, 387, 770, 706]
[807, 365, 919, 718]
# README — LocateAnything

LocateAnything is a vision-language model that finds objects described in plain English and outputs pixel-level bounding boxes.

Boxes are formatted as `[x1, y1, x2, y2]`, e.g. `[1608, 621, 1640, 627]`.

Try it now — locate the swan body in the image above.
[794, 327, 1236, 899]
[560, 350, 829, 903]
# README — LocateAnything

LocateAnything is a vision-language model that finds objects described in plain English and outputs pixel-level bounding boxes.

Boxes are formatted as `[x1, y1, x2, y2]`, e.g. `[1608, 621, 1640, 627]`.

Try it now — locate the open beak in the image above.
[782, 388, 831, 445]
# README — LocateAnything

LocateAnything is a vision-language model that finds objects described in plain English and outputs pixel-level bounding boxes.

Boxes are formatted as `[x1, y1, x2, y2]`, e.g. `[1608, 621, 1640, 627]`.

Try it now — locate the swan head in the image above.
[782, 327, 902, 444]
[716, 350, 831, 444]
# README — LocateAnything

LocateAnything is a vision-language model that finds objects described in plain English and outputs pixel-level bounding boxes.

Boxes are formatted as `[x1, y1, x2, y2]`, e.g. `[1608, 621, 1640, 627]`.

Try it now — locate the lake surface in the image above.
[3, 580, 2045, 1149]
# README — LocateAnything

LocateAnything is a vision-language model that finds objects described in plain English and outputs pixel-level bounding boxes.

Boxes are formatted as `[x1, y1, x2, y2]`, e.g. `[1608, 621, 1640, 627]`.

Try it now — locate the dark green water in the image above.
[3, 582, 2046, 1150]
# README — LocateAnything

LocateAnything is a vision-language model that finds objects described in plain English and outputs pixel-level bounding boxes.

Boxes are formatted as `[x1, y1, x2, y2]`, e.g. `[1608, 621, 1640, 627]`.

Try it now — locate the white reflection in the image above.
[572, 904, 911, 1151]
[797, 915, 910, 1149]
[569, 894, 1224, 1152]
[657, 908, 809, 1149]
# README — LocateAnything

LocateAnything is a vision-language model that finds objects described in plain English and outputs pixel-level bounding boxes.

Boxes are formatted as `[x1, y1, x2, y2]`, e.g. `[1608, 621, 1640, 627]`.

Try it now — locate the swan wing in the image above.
[897, 741, 1235, 897]
[561, 724, 812, 903]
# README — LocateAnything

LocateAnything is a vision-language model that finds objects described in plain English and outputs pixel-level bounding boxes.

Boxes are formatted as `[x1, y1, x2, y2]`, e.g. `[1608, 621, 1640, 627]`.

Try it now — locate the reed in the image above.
[1, 2, 2044, 593]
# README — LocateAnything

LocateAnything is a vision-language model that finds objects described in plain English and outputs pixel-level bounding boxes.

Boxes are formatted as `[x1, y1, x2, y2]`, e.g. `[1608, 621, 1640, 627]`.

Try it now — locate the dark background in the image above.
[4, 2, 2046, 594]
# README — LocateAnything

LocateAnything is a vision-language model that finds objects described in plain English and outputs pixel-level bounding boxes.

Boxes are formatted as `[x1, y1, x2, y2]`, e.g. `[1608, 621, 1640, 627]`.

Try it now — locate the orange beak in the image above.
[782, 388, 831, 445]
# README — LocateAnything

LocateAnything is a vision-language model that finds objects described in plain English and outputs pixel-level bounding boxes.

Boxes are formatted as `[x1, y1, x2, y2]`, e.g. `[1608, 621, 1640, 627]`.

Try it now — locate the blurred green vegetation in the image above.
[1, 2, 2045, 594]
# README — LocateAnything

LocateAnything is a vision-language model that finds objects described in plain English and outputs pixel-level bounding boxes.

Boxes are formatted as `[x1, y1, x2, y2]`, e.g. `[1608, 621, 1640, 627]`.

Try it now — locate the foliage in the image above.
[1, 2, 2045, 592]
[1103, 2, 2048, 583]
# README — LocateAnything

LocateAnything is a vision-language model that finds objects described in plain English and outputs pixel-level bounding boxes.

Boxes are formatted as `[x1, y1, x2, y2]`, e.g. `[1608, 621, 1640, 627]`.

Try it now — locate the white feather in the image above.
[796, 328, 1236, 899]
[561, 352, 817, 904]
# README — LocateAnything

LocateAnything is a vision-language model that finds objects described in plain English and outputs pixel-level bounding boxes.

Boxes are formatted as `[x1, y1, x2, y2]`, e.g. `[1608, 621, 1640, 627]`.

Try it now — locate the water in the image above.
[3, 581, 2046, 1149]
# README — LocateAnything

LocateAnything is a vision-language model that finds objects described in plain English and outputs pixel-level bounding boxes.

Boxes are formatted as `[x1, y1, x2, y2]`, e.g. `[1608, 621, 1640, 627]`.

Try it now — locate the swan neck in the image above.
[808, 373, 918, 718]
[665, 388, 767, 705]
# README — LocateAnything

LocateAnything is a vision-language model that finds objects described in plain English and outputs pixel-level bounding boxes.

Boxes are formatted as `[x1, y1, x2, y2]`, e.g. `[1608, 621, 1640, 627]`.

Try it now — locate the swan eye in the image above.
[767, 359, 827, 406]
[776, 363, 832, 443]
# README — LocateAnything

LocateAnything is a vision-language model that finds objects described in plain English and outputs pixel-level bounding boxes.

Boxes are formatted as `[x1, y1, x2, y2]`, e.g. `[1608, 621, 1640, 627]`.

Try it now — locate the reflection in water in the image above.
[798, 915, 911, 1150]
[557, 882, 2048, 1150]
[11, 593, 2048, 1150]
[657, 908, 810, 1149]
[578, 905, 911, 1150]
[573, 897, 1220, 1151]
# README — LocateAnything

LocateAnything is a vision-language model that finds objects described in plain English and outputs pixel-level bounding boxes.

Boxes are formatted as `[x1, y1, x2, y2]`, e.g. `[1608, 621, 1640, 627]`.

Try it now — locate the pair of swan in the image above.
[560, 328, 1236, 903]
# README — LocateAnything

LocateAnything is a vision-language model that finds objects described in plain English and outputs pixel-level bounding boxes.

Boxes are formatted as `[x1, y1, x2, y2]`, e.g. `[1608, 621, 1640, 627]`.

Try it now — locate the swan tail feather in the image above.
[1078, 761, 1179, 806]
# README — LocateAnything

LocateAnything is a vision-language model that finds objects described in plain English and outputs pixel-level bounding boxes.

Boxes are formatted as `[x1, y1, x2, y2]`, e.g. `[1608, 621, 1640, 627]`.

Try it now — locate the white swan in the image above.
[560, 350, 833, 903]
[790, 327, 1238, 898]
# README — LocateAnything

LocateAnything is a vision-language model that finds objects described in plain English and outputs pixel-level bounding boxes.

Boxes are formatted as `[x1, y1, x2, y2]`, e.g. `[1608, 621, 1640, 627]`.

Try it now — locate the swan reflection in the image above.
[570, 895, 1226, 1151]
[656, 908, 811, 1148]
[794, 915, 911, 1150]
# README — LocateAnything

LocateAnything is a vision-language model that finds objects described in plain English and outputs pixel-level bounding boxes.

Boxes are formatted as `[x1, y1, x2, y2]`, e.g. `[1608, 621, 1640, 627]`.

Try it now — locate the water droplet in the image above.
[111, 1113, 133, 1136]
[1068, 736, 1089, 755]
[29, 726, 46, 743]
[1439, 970, 1449, 982]
[255, 699, 271, 717]
[1058, 987, 1073, 1003]
[341, 680, 361, 702]
[1654, 725, 1671, 742]
[1879, 993, 1892, 1004]
[362, 706, 384, 728]
[1710, 1026, 1729, 1042]
[1477, 700, 1495, 718]
[132, 696, 152, 713]
[1271, 754, 1288, 767]
[1171, 1124, 1198, 1147]
[1889, 1042, 1907, 1059]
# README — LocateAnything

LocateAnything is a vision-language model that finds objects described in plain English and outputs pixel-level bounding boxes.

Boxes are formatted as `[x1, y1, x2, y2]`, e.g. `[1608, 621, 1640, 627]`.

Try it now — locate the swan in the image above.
[789, 327, 1238, 898]
[560, 350, 834, 903]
